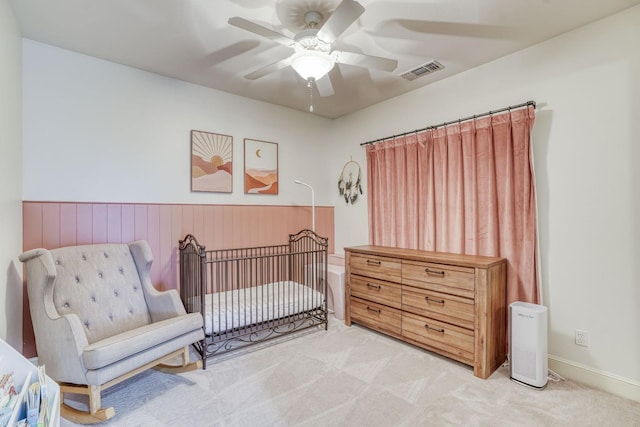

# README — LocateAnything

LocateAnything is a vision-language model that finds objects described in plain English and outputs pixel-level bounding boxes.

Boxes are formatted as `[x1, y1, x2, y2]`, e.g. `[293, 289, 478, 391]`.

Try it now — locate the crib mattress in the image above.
[203, 281, 323, 335]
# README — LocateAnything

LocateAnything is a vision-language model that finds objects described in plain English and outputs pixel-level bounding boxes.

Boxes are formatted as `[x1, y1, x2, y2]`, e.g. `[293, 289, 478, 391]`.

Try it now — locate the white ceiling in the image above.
[10, 0, 640, 119]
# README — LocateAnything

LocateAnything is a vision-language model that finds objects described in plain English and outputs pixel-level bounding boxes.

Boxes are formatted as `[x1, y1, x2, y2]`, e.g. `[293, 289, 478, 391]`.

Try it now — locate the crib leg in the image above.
[202, 352, 207, 370]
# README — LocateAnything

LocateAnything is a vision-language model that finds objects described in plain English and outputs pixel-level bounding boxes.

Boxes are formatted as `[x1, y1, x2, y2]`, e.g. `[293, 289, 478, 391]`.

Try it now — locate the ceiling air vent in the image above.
[401, 60, 444, 81]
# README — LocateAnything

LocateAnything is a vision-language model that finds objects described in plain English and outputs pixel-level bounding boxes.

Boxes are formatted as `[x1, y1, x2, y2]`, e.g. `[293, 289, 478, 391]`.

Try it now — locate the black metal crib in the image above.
[178, 229, 328, 367]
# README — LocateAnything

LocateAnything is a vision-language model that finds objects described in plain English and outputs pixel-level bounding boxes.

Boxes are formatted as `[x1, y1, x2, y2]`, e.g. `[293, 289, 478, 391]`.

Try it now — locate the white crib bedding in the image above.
[202, 281, 323, 335]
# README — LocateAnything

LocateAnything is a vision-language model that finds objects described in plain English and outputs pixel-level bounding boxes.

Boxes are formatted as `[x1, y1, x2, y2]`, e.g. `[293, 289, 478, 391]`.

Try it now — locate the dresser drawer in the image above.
[350, 297, 401, 336]
[350, 275, 401, 309]
[402, 312, 474, 365]
[350, 253, 401, 282]
[402, 260, 475, 299]
[402, 287, 475, 330]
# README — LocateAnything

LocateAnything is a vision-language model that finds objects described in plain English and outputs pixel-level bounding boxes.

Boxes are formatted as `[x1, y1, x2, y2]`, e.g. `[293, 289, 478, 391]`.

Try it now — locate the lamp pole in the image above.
[294, 180, 315, 232]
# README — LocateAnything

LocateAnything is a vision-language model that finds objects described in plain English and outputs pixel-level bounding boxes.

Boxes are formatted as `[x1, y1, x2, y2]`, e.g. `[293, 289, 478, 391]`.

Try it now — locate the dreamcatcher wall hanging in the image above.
[338, 158, 363, 204]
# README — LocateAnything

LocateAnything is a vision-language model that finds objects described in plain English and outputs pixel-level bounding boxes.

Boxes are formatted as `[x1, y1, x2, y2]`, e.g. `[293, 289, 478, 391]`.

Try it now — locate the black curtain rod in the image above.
[360, 100, 536, 146]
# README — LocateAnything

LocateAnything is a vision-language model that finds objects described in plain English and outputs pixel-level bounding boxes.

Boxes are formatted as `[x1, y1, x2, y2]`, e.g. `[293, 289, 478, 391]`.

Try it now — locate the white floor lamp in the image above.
[294, 180, 315, 232]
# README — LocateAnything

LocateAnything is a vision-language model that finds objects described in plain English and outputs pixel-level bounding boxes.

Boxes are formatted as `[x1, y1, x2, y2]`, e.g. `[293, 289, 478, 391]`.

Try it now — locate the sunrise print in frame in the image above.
[191, 130, 233, 193]
[244, 138, 278, 195]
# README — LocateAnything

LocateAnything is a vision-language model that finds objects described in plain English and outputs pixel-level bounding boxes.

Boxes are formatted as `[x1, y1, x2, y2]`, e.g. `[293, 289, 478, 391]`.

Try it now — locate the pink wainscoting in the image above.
[22, 201, 334, 357]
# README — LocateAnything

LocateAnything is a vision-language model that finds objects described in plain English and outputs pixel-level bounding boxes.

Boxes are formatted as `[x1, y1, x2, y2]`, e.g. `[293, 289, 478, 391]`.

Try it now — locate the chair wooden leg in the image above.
[154, 346, 202, 373]
[59, 384, 115, 424]
[58, 348, 200, 423]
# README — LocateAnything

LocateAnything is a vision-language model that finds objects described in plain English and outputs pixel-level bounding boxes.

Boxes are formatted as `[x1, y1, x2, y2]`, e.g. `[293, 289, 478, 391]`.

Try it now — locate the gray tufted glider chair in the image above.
[20, 241, 204, 424]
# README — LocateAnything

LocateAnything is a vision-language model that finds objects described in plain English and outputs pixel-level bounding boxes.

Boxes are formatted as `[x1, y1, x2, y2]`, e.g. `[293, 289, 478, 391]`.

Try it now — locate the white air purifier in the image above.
[510, 301, 548, 389]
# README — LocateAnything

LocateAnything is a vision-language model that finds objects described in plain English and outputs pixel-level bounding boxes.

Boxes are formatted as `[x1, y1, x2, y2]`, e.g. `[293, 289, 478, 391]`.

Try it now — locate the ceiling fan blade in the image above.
[228, 16, 294, 47]
[201, 41, 261, 67]
[315, 75, 334, 97]
[316, 0, 365, 44]
[244, 57, 291, 80]
[334, 50, 398, 72]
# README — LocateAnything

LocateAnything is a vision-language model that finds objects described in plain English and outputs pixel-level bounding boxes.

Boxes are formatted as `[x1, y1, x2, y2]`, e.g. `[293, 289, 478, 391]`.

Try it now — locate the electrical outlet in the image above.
[575, 329, 589, 347]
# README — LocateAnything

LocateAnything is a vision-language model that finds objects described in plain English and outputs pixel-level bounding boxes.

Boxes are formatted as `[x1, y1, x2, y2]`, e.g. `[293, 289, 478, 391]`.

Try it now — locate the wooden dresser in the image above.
[345, 245, 507, 379]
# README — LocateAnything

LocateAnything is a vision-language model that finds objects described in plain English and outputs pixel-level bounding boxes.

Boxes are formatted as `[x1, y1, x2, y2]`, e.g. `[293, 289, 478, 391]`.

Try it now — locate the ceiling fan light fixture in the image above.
[290, 50, 335, 80]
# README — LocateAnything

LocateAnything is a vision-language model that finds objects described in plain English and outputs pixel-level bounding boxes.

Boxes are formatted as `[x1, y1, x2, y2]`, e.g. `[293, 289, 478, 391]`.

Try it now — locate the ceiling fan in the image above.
[228, 0, 398, 99]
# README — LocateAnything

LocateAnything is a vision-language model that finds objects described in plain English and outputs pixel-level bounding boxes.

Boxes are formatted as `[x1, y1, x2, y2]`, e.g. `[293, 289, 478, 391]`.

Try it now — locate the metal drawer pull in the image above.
[367, 283, 382, 290]
[424, 324, 445, 333]
[367, 259, 381, 266]
[366, 306, 381, 314]
[425, 268, 445, 277]
[425, 296, 445, 305]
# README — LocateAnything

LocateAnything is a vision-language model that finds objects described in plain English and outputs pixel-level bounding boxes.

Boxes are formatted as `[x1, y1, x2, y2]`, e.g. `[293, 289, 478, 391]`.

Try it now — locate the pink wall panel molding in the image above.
[21, 201, 334, 356]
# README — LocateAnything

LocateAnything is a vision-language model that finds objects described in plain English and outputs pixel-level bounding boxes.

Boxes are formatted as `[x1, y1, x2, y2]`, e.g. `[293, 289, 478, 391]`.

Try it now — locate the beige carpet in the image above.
[61, 316, 640, 426]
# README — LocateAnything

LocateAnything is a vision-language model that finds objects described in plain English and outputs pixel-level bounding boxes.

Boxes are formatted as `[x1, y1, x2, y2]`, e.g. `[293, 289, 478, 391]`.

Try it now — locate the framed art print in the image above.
[244, 138, 278, 195]
[191, 130, 233, 193]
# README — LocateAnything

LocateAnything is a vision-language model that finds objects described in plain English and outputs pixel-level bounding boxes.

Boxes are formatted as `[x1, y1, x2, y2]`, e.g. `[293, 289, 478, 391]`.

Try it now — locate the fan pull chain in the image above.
[307, 78, 314, 113]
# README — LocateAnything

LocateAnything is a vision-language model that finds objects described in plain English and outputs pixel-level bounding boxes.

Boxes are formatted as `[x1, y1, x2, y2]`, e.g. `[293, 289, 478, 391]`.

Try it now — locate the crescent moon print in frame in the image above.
[191, 130, 233, 193]
[244, 138, 278, 195]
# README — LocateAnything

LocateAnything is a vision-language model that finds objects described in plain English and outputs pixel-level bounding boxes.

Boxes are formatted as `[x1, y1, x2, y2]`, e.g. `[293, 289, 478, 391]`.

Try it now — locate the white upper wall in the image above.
[332, 5, 640, 396]
[0, 0, 23, 350]
[22, 40, 335, 207]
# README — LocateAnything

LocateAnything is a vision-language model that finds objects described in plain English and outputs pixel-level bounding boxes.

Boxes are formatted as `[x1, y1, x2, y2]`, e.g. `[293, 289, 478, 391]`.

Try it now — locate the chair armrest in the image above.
[40, 313, 91, 384]
[128, 241, 187, 322]
[19, 249, 90, 384]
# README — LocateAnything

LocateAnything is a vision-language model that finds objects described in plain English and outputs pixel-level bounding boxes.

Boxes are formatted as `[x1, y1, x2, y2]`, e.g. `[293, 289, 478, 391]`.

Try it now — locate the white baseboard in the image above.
[548, 354, 640, 402]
